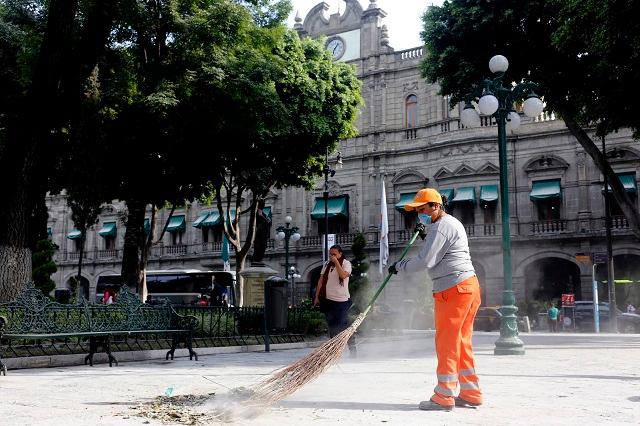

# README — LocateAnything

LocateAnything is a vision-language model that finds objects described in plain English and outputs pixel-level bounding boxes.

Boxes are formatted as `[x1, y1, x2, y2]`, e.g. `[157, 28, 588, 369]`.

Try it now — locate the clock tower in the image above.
[294, 0, 391, 62]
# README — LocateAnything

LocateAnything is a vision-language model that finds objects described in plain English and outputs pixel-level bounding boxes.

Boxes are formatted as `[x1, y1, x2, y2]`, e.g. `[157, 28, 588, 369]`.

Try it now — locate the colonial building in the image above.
[47, 0, 639, 311]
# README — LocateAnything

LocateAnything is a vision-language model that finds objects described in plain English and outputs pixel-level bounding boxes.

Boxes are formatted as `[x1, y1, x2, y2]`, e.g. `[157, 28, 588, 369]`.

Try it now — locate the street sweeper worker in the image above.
[388, 188, 483, 411]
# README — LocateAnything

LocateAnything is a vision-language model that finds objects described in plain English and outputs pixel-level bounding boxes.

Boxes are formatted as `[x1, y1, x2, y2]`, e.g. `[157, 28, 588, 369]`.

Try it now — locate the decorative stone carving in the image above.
[453, 164, 475, 176]
[403, 81, 419, 92]
[524, 155, 569, 174]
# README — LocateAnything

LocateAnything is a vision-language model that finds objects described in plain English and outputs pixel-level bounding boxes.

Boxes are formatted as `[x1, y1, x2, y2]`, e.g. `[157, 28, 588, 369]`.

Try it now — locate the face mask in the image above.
[418, 213, 432, 225]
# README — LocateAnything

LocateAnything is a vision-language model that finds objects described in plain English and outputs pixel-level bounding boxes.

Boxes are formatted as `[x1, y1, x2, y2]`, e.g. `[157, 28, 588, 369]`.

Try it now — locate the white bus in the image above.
[95, 269, 236, 306]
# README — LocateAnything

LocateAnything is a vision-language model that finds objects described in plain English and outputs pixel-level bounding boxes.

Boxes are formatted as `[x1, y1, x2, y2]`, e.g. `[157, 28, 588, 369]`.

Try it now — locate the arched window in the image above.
[405, 95, 417, 128]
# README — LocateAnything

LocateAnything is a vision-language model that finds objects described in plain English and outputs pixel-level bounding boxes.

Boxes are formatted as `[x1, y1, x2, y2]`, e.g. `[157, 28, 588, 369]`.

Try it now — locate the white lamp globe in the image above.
[505, 111, 521, 133]
[489, 55, 509, 73]
[291, 232, 301, 242]
[523, 96, 544, 117]
[478, 94, 499, 116]
[276, 231, 285, 240]
[460, 104, 480, 128]
[285, 215, 292, 224]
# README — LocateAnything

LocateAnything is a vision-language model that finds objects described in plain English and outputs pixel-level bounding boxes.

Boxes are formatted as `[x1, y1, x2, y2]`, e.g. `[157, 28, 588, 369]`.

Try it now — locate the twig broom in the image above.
[242, 230, 421, 408]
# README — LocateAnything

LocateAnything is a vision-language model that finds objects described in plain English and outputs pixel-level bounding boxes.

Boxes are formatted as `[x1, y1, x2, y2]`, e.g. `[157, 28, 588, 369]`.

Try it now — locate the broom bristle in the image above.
[243, 312, 368, 407]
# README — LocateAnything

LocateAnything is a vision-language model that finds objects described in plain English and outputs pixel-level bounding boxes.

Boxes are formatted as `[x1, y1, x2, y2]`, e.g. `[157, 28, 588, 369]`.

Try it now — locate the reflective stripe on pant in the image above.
[431, 275, 483, 407]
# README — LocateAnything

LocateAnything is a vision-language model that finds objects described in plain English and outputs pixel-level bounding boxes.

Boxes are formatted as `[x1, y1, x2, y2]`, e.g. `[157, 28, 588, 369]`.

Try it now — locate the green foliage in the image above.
[289, 298, 327, 335]
[420, 0, 640, 136]
[237, 0, 292, 28]
[349, 232, 370, 312]
[31, 239, 57, 297]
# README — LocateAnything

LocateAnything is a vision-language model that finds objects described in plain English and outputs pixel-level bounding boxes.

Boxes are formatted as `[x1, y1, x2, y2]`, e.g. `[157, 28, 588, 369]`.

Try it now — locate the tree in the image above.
[349, 233, 370, 312]
[420, 0, 640, 239]
[207, 31, 362, 305]
[31, 239, 58, 297]
[0, 0, 118, 301]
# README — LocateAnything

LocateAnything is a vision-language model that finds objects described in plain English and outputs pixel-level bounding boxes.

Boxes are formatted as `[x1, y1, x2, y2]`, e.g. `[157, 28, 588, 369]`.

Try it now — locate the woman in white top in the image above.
[314, 244, 356, 356]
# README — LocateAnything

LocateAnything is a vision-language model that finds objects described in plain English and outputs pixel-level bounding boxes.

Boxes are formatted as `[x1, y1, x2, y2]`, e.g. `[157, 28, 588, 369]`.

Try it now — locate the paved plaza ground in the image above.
[1, 331, 639, 425]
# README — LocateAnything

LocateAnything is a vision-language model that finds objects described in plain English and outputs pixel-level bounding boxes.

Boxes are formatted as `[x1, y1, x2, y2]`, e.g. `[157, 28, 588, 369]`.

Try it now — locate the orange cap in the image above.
[404, 188, 443, 211]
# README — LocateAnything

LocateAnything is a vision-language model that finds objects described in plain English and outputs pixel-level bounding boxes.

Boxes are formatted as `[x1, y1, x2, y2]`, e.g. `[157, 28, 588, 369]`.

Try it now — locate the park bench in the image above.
[0, 282, 198, 376]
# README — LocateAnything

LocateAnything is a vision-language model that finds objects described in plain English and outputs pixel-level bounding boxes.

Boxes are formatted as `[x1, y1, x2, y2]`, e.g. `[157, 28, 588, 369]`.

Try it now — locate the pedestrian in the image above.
[627, 303, 636, 314]
[547, 303, 559, 332]
[313, 244, 357, 358]
[103, 287, 114, 305]
[388, 188, 482, 411]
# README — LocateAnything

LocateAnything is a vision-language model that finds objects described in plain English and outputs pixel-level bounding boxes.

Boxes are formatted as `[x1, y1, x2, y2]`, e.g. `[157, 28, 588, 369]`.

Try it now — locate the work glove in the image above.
[414, 222, 427, 240]
[388, 262, 398, 275]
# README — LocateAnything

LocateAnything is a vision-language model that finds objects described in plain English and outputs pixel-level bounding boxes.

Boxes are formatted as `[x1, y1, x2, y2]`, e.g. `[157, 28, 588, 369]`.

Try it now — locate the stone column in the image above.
[239, 263, 279, 306]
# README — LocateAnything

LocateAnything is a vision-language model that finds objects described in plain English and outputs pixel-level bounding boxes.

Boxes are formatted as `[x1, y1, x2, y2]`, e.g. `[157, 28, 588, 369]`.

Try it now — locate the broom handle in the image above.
[361, 230, 421, 317]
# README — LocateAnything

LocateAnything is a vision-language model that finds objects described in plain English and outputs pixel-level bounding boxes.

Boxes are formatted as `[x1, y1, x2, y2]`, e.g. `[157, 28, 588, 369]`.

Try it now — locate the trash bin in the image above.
[265, 276, 288, 330]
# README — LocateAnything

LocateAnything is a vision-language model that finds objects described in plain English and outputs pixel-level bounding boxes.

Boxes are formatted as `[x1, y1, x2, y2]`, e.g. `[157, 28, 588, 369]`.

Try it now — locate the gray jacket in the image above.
[396, 214, 475, 293]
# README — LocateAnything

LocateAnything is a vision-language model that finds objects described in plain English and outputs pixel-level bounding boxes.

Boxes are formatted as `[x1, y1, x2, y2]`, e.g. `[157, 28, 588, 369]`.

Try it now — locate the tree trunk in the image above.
[138, 205, 158, 303]
[76, 234, 85, 300]
[121, 200, 146, 296]
[0, 246, 32, 302]
[235, 256, 246, 307]
[562, 113, 640, 240]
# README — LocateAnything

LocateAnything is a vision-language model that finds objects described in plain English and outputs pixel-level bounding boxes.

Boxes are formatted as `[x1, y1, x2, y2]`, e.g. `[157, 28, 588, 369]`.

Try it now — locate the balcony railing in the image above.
[97, 249, 118, 259]
[201, 241, 223, 252]
[54, 215, 634, 265]
[165, 244, 187, 255]
[530, 219, 568, 234]
[611, 215, 630, 229]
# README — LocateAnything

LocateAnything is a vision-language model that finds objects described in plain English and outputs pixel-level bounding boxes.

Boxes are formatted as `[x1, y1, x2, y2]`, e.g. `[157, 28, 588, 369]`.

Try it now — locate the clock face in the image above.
[327, 37, 345, 60]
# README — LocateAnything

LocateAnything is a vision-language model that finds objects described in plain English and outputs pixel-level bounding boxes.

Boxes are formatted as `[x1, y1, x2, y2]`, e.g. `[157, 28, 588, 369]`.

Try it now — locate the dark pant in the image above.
[549, 318, 558, 332]
[323, 299, 356, 350]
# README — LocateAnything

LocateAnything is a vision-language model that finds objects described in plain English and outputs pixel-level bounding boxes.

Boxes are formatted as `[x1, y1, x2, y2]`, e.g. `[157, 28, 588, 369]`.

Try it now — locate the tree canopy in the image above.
[421, 0, 640, 238]
[0, 0, 361, 301]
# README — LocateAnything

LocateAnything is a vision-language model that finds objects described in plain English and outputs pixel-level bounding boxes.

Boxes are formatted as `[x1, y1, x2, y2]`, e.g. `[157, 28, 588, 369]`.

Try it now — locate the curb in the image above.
[2, 330, 435, 372]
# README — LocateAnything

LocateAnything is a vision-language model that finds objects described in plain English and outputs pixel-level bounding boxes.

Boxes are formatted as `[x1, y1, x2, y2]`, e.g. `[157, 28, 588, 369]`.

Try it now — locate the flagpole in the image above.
[379, 177, 389, 276]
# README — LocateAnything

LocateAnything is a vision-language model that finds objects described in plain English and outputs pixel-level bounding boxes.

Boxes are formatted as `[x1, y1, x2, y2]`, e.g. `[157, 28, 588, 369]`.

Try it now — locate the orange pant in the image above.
[431, 275, 482, 407]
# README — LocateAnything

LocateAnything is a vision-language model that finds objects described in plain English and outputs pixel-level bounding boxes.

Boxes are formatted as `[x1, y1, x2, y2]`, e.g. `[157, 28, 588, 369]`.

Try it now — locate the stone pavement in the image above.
[1, 331, 639, 425]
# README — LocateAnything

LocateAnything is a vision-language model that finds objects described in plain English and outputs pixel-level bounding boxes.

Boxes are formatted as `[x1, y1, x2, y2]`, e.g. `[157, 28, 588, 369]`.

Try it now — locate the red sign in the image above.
[561, 293, 575, 307]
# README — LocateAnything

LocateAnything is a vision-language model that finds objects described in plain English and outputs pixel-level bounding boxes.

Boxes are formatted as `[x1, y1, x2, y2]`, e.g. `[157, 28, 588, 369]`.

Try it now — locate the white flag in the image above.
[379, 177, 389, 274]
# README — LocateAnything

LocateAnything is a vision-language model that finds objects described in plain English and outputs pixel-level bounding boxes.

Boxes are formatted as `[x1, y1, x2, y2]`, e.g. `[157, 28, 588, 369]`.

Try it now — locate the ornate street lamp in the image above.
[322, 148, 342, 262]
[287, 266, 301, 306]
[461, 55, 544, 355]
[275, 216, 301, 284]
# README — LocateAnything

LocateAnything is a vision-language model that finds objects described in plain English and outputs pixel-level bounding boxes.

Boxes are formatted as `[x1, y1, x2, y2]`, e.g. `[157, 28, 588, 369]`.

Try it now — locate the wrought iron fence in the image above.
[1, 306, 326, 359]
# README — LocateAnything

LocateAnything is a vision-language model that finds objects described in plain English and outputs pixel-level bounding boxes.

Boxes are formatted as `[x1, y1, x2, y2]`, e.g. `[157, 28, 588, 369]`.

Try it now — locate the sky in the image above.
[287, 1, 444, 51]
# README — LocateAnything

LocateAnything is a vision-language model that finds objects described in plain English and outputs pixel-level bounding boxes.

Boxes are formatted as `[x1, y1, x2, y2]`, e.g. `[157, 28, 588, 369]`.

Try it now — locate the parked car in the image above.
[570, 301, 640, 333]
[474, 307, 502, 332]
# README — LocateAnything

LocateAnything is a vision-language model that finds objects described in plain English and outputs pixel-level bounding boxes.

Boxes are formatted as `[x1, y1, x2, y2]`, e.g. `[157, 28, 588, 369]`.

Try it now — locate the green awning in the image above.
[439, 188, 454, 203]
[480, 185, 499, 203]
[310, 196, 348, 220]
[394, 193, 417, 212]
[97, 222, 117, 237]
[450, 187, 476, 204]
[67, 229, 83, 240]
[530, 179, 561, 201]
[201, 210, 237, 227]
[192, 211, 210, 228]
[166, 215, 186, 232]
[144, 218, 151, 235]
[604, 173, 637, 193]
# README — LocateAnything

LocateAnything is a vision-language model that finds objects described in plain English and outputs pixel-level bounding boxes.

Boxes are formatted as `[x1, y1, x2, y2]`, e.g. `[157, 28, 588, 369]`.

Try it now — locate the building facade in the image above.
[47, 0, 640, 310]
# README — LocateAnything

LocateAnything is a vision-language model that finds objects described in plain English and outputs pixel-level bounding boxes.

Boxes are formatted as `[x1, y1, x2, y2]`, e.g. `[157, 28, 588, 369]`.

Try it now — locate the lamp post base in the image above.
[493, 291, 525, 355]
[494, 336, 525, 355]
